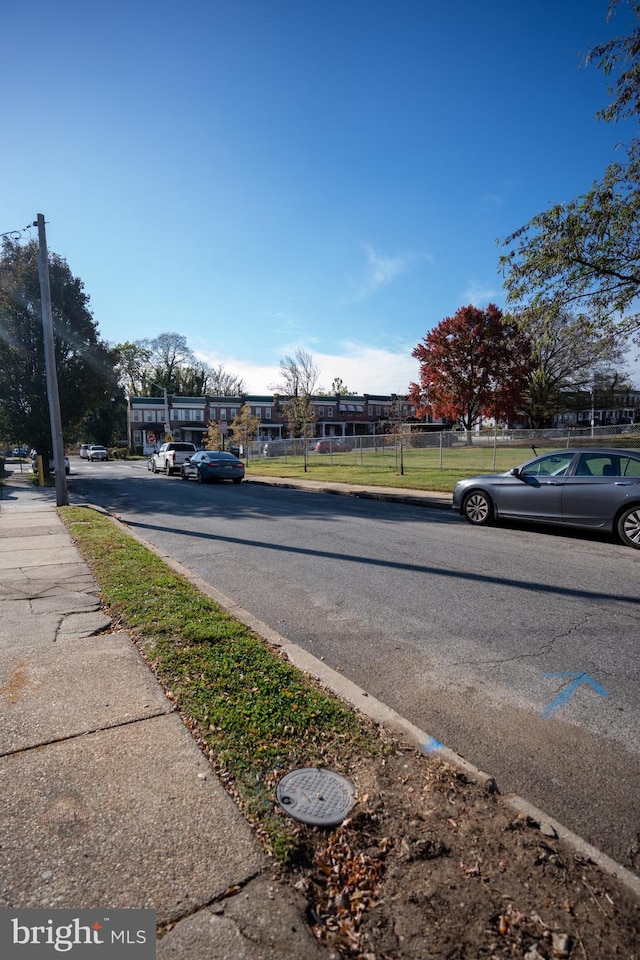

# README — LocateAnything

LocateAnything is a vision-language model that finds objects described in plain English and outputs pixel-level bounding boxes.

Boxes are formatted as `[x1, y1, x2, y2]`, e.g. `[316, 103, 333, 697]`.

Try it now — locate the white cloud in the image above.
[194, 341, 420, 396]
[461, 281, 500, 307]
[342, 244, 426, 303]
[311, 342, 419, 395]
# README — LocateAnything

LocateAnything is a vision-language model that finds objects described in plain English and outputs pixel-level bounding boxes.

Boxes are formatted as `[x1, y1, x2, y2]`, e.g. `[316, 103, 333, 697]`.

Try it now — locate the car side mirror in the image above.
[184, 457, 191, 464]
[510, 467, 521, 478]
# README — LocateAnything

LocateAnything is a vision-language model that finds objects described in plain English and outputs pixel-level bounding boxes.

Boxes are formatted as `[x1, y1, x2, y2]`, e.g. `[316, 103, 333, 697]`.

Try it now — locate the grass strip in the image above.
[59, 505, 381, 862]
[244, 444, 563, 492]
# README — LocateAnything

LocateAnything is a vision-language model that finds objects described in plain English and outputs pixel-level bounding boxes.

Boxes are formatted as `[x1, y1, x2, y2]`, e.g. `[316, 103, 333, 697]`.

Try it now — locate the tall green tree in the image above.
[145, 332, 195, 393]
[0, 238, 119, 457]
[500, 150, 640, 338]
[500, 1, 640, 342]
[516, 309, 627, 426]
[113, 335, 246, 398]
[113, 340, 153, 395]
[409, 304, 533, 430]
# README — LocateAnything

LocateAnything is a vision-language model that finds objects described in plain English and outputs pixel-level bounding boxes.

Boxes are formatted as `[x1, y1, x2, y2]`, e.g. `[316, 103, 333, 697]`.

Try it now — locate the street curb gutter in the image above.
[246, 476, 453, 510]
[80, 505, 640, 904]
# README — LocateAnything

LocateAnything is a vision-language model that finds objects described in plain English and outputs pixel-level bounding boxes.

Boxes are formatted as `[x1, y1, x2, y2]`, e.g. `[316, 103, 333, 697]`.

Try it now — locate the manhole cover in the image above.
[276, 767, 356, 826]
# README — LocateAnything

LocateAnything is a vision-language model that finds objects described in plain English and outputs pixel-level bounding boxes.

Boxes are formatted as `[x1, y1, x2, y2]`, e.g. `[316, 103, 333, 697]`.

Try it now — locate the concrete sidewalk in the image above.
[0, 472, 325, 959]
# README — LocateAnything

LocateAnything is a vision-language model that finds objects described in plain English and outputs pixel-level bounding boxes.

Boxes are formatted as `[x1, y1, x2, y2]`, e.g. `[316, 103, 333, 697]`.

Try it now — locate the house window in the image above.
[327, 407, 333, 417]
[132, 410, 141, 421]
[146, 412, 154, 422]
[264, 408, 271, 419]
[220, 409, 227, 420]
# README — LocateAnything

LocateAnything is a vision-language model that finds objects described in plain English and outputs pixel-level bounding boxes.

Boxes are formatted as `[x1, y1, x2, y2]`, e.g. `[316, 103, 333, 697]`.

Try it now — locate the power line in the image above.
[0, 223, 36, 242]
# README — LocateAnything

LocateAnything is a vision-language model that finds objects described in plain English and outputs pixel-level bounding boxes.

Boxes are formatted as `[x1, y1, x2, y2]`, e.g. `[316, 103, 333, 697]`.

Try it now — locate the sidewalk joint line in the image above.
[0, 709, 175, 759]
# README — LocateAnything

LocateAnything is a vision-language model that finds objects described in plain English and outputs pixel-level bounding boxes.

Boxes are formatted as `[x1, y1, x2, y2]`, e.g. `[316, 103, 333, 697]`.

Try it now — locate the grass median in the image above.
[59, 505, 382, 863]
[244, 443, 557, 493]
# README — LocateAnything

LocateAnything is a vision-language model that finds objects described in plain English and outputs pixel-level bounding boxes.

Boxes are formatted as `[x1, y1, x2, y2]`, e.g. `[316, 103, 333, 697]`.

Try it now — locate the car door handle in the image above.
[615, 481, 633, 485]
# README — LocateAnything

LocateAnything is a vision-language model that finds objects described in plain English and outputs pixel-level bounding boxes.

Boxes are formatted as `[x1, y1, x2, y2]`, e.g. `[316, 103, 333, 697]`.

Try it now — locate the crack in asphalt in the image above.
[448, 615, 596, 667]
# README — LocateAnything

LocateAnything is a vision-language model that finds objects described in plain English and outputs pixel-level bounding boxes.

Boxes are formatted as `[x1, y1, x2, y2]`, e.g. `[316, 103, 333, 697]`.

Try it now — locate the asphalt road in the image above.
[70, 458, 640, 873]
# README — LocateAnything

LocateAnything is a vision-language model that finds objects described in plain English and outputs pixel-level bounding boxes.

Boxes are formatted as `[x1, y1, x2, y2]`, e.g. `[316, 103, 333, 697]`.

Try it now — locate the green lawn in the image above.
[244, 442, 552, 494]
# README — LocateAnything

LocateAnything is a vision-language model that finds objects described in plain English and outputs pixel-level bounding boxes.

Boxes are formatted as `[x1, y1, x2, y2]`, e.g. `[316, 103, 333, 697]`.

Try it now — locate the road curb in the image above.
[75, 503, 640, 904]
[245, 476, 453, 510]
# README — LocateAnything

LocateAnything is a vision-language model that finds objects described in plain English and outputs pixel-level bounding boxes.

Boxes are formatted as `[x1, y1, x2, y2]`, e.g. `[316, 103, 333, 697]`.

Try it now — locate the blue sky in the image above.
[3, 0, 639, 392]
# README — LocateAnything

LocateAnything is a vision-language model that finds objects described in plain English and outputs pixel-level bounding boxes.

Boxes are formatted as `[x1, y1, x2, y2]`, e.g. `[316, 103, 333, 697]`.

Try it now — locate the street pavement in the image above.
[245, 472, 452, 510]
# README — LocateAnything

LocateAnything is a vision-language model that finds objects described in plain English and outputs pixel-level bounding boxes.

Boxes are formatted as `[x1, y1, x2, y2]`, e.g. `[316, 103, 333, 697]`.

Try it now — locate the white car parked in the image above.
[87, 445, 109, 461]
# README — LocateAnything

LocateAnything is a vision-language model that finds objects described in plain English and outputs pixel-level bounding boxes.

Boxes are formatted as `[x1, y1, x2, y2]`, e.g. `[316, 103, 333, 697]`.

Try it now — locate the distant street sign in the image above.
[147, 432, 156, 443]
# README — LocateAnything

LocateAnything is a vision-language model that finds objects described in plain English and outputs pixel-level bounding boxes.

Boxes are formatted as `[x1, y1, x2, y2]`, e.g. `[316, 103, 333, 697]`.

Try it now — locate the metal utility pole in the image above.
[36, 214, 68, 506]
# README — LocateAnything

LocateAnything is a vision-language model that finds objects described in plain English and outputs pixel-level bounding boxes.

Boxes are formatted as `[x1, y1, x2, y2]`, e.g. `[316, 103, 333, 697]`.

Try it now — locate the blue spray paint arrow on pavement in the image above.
[541, 672, 608, 719]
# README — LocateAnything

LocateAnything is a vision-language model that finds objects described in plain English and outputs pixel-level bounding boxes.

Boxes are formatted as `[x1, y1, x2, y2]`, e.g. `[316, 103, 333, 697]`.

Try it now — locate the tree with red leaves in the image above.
[409, 304, 533, 430]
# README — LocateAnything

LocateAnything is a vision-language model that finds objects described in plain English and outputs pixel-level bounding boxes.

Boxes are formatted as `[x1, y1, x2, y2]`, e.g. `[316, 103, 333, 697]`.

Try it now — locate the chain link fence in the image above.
[248, 425, 640, 474]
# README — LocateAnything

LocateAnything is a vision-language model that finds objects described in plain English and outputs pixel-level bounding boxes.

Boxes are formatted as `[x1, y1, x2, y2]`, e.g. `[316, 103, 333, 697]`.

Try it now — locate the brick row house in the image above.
[554, 387, 640, 429]
[127, 394, 416, 453]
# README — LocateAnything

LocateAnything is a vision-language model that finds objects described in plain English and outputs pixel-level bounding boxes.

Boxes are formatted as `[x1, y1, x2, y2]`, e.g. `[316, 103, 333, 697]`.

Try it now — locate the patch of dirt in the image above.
[280, 744, 640, 959]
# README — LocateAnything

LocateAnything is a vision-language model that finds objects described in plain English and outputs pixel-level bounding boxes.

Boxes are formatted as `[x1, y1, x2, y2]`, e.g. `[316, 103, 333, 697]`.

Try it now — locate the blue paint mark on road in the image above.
[541, 672, 608, 719]
[421, 737, 445, 754]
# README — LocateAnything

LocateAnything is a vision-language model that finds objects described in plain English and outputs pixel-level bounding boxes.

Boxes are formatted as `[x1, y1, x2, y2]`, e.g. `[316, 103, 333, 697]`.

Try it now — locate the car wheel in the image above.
[462, 490, 494, 526]
[165, 463, 171, 475]
[617, 505, 640, 548]
[181, 469, 188, 480]
[197, 468, 206, 483]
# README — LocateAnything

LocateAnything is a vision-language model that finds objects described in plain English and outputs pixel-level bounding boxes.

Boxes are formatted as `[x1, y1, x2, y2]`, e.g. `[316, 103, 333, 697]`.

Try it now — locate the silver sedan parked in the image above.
[452, 447, 640, 548]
